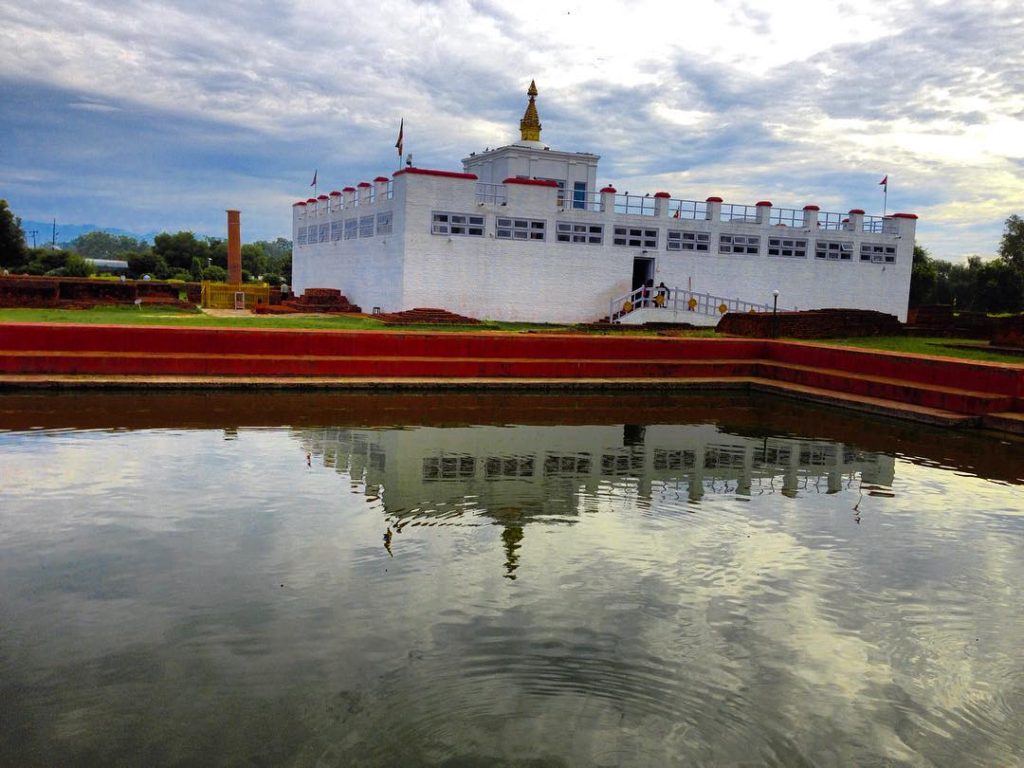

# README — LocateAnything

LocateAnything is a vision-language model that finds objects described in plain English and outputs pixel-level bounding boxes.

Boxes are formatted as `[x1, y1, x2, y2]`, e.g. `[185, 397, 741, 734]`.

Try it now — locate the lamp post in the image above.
[772, 290, 779, 339]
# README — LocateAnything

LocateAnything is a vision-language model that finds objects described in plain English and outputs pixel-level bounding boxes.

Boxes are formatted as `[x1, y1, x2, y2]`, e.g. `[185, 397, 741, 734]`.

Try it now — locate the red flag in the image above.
[310, 169, 317, 187]
[395, 118, 404, 159]
[879, 175, 887, 188]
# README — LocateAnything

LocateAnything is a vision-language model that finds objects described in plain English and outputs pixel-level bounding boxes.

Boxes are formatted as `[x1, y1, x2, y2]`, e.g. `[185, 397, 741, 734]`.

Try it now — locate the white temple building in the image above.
[292, 82, 918, 324]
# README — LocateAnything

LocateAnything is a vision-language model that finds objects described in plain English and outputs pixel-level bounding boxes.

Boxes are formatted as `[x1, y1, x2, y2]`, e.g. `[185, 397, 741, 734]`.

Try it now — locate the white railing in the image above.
[817, 211, 853, 231]
[614, 194, 657, 216]
[475, 182, 507, 205]
[863, 215, 887, 233]
[563, 191, 603, 212]
[769, 207, 803, 228]
[608, 286, 781, 323]
[668, 199, 708, 221]
[720, 203, 759, 223]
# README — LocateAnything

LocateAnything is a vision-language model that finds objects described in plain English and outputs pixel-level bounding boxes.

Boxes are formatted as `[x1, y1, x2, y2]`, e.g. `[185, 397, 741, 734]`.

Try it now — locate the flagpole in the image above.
[883, 185, 887, 217]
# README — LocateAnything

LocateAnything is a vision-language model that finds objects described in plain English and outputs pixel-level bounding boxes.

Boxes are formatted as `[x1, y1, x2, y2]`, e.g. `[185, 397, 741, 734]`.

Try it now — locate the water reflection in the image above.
[296, 423, 896, 579]
[1, 391, 1023, 767]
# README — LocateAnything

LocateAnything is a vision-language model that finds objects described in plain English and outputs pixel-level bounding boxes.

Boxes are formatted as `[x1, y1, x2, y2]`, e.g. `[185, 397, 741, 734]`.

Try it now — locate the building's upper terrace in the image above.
[293, 168, 917, 239]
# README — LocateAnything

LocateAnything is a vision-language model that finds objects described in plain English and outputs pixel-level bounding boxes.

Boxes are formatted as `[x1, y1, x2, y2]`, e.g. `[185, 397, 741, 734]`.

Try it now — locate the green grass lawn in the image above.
[0, 305, 687, 335]
[814, 336, 1024, 364]
[0, 307, 1016, 362]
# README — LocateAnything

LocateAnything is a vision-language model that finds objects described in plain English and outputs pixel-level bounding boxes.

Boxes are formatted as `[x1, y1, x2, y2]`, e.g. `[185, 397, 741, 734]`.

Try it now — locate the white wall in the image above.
[293, 172, 916, 324]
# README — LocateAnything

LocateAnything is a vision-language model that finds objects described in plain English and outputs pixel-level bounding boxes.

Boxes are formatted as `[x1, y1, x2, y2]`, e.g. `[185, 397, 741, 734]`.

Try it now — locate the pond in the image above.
[1, 391, 1023, 767]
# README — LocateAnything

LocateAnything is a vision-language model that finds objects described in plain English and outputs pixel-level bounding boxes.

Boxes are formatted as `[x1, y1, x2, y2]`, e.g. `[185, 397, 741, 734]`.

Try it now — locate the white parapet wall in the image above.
[293, 171, 917, 324]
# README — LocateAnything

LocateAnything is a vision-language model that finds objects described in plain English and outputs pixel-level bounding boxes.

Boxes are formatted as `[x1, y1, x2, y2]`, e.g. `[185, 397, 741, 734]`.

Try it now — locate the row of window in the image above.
[296, 212, 392, 245]
[421, 445, 874, 481]
[430, 212, 898, 262]
[300, 211, 896, 264]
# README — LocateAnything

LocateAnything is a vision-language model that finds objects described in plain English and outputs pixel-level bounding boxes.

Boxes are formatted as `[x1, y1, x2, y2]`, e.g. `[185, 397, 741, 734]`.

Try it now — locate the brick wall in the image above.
[0, 275, 182, 308]
[717, 308, 903, 339]
[992, 315, 1024, 348]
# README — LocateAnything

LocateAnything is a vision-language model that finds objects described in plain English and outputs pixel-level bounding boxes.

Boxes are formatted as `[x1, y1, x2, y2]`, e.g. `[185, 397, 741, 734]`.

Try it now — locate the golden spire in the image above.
[519, 79, 542, 142]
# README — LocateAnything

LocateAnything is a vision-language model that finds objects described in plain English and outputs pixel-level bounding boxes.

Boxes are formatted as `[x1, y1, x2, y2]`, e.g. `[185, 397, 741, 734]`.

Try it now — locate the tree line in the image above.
[0, 200, 291, 285]
[3, 198, 1023, 312]
[911, 215, 1024, 313]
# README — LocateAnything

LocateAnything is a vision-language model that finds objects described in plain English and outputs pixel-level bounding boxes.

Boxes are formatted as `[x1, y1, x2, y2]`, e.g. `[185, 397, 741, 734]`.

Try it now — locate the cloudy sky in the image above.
[1, 0, 1022, 260]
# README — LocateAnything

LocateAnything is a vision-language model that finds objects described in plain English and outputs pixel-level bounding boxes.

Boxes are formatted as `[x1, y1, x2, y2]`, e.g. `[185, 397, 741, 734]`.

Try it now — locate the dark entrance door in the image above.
[631, 257, 654, 291]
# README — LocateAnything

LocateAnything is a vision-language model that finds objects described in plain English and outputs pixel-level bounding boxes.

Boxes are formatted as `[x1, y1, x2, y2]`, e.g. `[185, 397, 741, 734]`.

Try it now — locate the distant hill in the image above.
[21, 220, 170, 248]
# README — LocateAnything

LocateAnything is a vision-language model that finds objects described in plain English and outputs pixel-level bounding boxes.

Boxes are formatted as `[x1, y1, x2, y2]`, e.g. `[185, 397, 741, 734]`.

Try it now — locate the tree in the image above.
[203, 265, 227, 282]
[241, 243, 268, 277]
[0, 199, 27, 269]
[998, 214, 1024, 272]
[68, 231, 149, 260]
[63, 252, 95, 277]
[909, 244, 938, 306]
[153, 231, 209, 272]
[125, 251, 169, 279]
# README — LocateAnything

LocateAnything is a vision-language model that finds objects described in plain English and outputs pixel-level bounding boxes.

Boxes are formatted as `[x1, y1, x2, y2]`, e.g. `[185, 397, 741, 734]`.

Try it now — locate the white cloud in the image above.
[1, 0, 1023, 257]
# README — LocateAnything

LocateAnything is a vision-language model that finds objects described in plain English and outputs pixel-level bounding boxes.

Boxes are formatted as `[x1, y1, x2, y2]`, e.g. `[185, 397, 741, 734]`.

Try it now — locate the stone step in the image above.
[0, 349, 759, 379]
[759, 360, 1015, 416]
[744, 377, 977, 428]
[981, 411, 1024, 435]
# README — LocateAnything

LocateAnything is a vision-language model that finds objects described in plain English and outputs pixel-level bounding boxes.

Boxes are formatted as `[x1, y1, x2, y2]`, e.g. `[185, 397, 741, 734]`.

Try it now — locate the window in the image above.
[667, 231, 710, 252]
[613, 226, 658, 248]
[485, 455, 535, 479]
[653, 449, 696, 470]
[496, 217, 545, 241]
[330, 221, 343, 241]
[719, 234, 760, 254]
[572, 181, 587, 210]
[556, 221, 603, 244]
[432, 212, 485, 236]
[318, 223, 330, 243]
[767, 237, 807, 258]
[601, 450, 644, 476]
[376, 211, 393, 236]
[296, 226, 308, 246]
[860, 243, 896, 263]
[815, 240, 853, 260]
[544, 453, 592, 476]
[344, 218, 358, 240]
[359, 215, 374, 238]
[704, 444, 747, 469]
[423, 455, 475, 481]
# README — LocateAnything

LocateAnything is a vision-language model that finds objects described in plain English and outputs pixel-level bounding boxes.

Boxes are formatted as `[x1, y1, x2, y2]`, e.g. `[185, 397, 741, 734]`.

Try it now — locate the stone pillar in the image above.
[329, 191, 342, 212]
[848, 208, 865, 232]
[654, 191, 671, 217]
[358, 182, 372, 204]
[756, 200, 773, 225]
[226, 209, 241, 285]
[802, 204, 819, 229]
[600, 185, 617, 214]
[374, 176, 391, 202]
[705, 196, 723, 221]
[891, 212, 918, 239]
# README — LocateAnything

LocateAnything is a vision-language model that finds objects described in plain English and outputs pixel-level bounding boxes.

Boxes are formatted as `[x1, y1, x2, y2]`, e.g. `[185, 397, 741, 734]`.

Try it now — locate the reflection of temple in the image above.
[297, 424, 894, 578]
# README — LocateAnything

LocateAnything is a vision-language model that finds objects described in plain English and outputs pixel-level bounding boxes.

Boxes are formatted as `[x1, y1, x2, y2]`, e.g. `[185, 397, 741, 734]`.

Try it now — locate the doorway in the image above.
[631, 257, 655, 291]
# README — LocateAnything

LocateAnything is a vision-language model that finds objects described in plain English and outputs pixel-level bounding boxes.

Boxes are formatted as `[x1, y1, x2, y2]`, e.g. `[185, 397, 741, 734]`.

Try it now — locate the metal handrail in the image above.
[668, 199, 709, 220]
[608, 286, 782, 323]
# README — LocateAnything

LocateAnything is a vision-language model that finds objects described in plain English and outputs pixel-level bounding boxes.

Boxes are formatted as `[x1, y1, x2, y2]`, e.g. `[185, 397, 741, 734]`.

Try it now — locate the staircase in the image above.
[1, 323, 1021, 433]
[609, 286, 780, 327]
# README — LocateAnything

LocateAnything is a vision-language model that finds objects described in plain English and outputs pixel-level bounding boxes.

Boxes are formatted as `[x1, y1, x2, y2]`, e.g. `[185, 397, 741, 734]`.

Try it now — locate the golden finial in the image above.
[520, 79, 542, 142]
